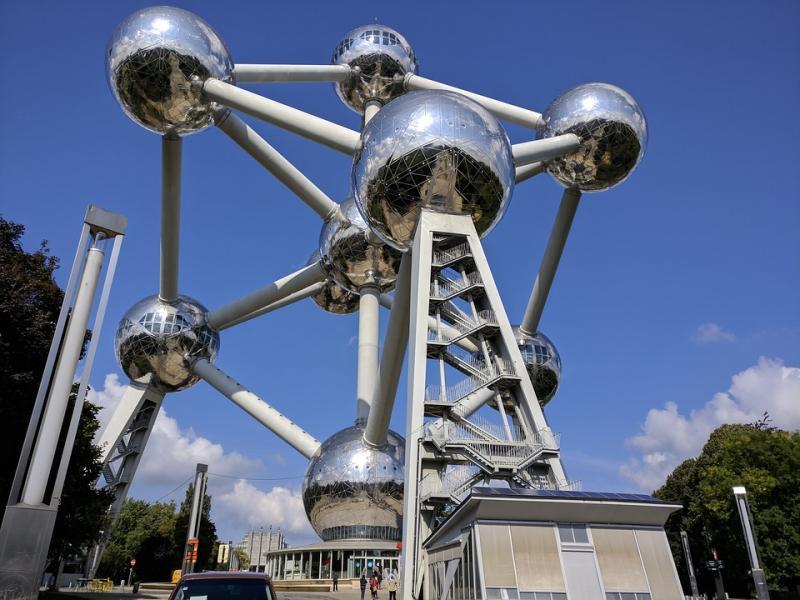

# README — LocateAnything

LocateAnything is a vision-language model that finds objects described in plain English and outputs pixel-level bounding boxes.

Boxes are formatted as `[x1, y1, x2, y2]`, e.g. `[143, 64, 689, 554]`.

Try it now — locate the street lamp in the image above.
[732, 486, 770, 600]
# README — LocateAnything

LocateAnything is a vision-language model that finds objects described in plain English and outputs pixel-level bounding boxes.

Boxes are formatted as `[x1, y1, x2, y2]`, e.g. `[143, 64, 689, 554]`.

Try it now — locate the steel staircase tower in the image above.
[402, 210, 574, 597]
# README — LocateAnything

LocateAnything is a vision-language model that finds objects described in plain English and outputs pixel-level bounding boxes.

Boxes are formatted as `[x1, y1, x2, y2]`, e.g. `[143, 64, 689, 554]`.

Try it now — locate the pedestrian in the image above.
[360, 571, 368, 600]
[370, 571, 380, 599]
[332, 571, 338, 591]
[386, 574, 398, 600]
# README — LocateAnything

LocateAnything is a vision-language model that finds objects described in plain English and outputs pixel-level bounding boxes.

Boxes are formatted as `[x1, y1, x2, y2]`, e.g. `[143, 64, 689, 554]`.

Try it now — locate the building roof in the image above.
[425, 487, 682, 549]
[270, 538, 400, 554]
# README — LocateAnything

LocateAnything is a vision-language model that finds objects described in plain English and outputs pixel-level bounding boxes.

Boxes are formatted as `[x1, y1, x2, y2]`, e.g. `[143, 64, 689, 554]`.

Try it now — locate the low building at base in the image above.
[265, 539, 400, 581]
[423, 487, 683, 600]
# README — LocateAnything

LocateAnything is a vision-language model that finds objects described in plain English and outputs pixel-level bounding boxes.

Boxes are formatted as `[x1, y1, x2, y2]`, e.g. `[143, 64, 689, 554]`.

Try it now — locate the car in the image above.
[168, 571, 276, 600]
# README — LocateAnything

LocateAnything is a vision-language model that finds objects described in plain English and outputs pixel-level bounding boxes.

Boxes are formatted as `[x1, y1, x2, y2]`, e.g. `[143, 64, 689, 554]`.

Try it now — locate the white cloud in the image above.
[215, 480, 315, 537]
[693, 322, 736, 344]
[620, 357, 800, 491]
[87, 374, 315, 542]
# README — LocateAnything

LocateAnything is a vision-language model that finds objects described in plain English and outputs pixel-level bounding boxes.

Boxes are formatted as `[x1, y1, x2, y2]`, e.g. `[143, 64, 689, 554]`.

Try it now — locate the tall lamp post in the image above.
[732, 486, 770, 599]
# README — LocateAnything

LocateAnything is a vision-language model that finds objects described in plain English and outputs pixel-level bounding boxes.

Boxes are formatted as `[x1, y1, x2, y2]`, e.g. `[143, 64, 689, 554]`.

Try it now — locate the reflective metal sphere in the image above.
[540, 83, 647, 192]
[513, 327, 561, 406]
[303, 425, 405, 541]
[307, 251, 361, 314]
[106, 6, 234, 135]
[319, 198, 402, 293]
[353, 90, 515, 252]
[332, 25, 417, 113]
[115, 294, 219, 392]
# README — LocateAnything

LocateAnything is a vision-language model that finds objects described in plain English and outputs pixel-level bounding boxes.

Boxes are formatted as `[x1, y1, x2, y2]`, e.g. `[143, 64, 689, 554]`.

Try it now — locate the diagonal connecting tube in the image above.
[364, 255, 412, 446]
[515, 161, 545, 184]
[192, 358, 321, 459]
[160, 135, 182, 303]
[207, 260, 327, 331]
[512, 134, 581, 167]
[215, 111, 342, 222]
[234, 64, 352, 83]
[224, 281, 326, 328]
[203, 78, 360, 155]
[404, 74, 545, 130]
[520, 187, 582, 335]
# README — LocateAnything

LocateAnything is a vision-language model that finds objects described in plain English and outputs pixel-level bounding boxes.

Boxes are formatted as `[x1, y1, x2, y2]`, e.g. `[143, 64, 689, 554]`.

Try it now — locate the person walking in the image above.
[332, 571, 338, 591]
[359, 571, 368, 600]
[370, 571, 380, 599]
[386, 573, 398, 600]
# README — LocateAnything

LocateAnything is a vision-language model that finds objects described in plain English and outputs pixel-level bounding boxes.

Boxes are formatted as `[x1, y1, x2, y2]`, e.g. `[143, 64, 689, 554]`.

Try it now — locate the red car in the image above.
[168, 571, 276, 600]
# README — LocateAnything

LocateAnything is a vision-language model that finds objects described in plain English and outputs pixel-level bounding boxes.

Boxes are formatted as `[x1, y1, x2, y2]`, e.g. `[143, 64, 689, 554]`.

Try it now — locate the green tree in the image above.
[0, 216, 64, 519]
[48, 387, 115, 565]
[98, 499, 179, 582]
[173, 484, 218, 572]
[655, 423, 800, 596]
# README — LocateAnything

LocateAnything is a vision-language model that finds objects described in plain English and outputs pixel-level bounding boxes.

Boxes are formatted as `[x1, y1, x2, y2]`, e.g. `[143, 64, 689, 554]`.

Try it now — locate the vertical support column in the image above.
[401, 212, 436, 598]
[23, 241, 105, 505]
[356, 285, 380, 424]
[183, 464, 208, 574]
[160, 135, 182, 303]
[733, 486, 770, 600]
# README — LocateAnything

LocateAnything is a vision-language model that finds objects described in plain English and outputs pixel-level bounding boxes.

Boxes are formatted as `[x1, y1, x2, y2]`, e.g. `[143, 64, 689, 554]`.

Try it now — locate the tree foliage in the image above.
[98, 486, 218, 582]
[48, 388, 115, 562]
[655, 422, 800, 595]
[0, 216, 63, 518]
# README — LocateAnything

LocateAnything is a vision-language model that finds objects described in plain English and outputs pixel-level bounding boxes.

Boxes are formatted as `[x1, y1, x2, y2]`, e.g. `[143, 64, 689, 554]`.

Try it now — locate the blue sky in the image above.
[2, 0, 798, 543]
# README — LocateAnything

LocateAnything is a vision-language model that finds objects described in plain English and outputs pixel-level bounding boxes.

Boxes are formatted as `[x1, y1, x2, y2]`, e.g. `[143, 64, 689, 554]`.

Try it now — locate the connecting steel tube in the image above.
[207, 261, 327, 331]
[364, 255, 412, 447]
[215, 111, 341, 222]
[23, 245, 104, 504]
[192, 358, 321, 459]
[404, 74, 545, 130]
[363, 100, 382, 125]
[515, 161, 545, 184]
[203, 78, 360, 155]
[451, 387, 496, 422]
[520, 187, 582, 335]
[356, 285, 381, 424]
[234, 64, 352, 83]
[225, 281, 326, 328]
[160, 136, 182, 303]
[511, 134, 581, 167]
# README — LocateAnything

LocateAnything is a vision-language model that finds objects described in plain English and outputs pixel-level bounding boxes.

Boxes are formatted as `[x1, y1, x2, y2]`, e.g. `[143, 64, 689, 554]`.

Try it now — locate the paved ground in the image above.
[45, 587, 385, 600]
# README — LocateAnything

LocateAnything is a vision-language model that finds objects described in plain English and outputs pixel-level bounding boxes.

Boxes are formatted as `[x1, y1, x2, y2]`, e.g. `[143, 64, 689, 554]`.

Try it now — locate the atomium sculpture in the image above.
[96, 6, 647, 593]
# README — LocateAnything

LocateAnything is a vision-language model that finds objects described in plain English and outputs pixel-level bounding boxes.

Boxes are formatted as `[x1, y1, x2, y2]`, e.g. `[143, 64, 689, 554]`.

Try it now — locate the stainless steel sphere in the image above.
[332, 25, 417, 113]
[303, 425, 405, 541]
[540, 83, 647, 192]
[513, 327, 561, 406]
[115, 294, 219, 392]
[307, 251, 361, 314]
[319, 198, 402, 293]
[106, 6, 234, 135]
[353, 90, 515, 252]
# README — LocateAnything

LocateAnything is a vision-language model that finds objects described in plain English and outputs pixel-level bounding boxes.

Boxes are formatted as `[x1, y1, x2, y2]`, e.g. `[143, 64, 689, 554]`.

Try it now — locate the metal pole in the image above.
[22, 241, 105, 505]
[183, 464, 208, 574]
[234, 64, 352, 83]
[733, 486, 770, 599]
[215, 111, 341, 222]
[207, 260, 327, 330]
[680, 530, 700, 599]
[192, 358, 321, 459]
[364, 254, 412, 447]
[511, 134, 581, 167]
[519, 188, 581, 335]
[404, 74, 545, 130]
[202, 78, 360, 155]
[160, 135, 181, 303]
[356, 285, 381, 424]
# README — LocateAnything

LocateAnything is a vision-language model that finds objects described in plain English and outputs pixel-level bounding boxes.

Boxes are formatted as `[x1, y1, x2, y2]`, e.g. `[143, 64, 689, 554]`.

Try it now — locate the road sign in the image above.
[130, 559, 136, 567]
